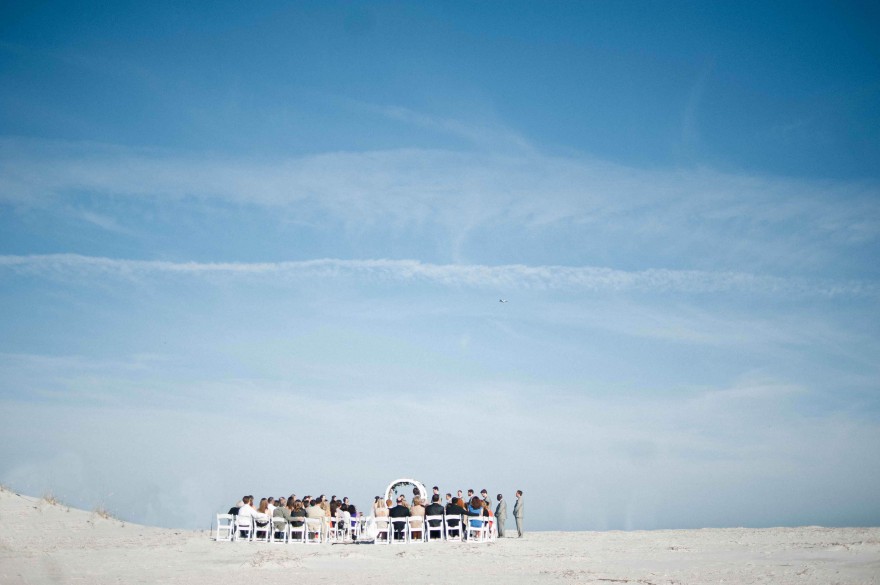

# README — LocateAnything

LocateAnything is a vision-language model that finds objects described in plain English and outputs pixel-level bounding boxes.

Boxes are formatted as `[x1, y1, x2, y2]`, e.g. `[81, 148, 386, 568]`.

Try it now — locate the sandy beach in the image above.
[2, 489, 878, 585]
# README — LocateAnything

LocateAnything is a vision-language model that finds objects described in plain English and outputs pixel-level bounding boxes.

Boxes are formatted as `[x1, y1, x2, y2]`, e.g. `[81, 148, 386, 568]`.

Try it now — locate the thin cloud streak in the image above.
[0, 253, 875, 297]
[355, 101, 534, 151]
[2, 138, 878, 261]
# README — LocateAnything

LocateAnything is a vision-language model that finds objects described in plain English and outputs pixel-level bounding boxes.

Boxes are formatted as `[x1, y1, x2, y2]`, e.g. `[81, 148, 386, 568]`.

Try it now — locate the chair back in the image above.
[443, 515, 463, 542]
[271, 517, 289, 543]
[424, 515, 444, 540]
[215, 514, 235, 542]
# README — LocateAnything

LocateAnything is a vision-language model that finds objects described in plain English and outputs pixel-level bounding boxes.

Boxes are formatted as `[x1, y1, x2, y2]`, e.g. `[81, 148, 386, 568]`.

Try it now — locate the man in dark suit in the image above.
[388, 500, 411, 541]
[445, 497, 473, 540]
[424, 494, 445, 539]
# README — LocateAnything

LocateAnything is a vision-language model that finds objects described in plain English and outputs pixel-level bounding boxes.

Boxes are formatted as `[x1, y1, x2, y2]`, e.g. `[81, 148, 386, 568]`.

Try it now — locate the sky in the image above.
[1, 1, 879, 531]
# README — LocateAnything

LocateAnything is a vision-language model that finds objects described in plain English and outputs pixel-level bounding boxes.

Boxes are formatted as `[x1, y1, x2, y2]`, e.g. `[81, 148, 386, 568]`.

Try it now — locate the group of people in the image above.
[229, 494, 358, 532]
[372, 486, 524, 539]
[229, 487, 525, 540]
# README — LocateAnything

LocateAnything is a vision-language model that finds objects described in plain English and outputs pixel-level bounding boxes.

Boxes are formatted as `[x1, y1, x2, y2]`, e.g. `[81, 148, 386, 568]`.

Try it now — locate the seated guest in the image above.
[347, 504, 358, 531]
[482, 500, 495, 535]
[374, 499, 390, 541]
[306, 497, 327, 538]
[330, 501, 345, 533]
[425, 494, 444, 518]
[410, 497, 426, 540]
[388, 499, 411, 541]
[468, 496, 485, 528]
[255, 498, 272, 537]
[306, 498, 325, 519]
[424, 495, 445, 539]
[236, 496, 270, 538]
[235, 495, 255, 518]
[290, 500, 306, 527]
[271, 499, 291, 540]
[445, 497, 468, 539]
[273, 499, 293, 524]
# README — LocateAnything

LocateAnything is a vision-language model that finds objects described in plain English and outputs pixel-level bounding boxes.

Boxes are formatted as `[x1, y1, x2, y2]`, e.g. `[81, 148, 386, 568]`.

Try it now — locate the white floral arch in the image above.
[384, 478, 428, 504]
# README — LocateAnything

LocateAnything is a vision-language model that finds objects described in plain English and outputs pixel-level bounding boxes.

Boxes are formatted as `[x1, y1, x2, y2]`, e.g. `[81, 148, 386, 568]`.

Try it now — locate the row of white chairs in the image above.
[214, 514, 496, 544]
[374, 514, 496, 544]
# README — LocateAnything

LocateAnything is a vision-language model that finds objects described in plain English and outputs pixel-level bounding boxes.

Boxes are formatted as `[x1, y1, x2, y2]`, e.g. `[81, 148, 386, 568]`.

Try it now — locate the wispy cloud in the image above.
[354, 101, 533, 151]
[1, 253, 874, 297]
[2, 137, 878, 272]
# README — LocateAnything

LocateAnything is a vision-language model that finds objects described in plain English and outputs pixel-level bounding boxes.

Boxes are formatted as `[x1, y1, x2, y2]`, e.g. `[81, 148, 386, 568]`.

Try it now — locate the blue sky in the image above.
[1, 1, 879, 530]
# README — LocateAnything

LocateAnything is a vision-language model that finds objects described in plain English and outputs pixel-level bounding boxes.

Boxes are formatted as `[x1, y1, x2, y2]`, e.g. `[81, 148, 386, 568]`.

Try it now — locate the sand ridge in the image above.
[1, 489, 878, 584]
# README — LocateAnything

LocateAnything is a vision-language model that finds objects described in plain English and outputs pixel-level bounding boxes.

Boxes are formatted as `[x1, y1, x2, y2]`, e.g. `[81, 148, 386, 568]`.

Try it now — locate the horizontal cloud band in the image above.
[0, 254, 872, 297]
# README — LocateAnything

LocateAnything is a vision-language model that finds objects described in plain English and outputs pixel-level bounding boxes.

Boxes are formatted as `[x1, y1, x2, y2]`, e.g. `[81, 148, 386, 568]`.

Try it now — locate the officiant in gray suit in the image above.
[513, 490, 524, 537]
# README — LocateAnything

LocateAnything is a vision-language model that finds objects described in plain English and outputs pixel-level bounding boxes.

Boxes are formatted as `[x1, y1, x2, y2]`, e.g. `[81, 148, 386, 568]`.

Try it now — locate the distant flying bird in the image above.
[499, 299, 508, 303]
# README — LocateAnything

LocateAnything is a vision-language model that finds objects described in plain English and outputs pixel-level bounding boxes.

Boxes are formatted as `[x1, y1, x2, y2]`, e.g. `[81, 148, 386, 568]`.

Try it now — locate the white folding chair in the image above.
[443, 514, 463, 542]
[289, 520, 306, 543]
[374, 516, 390, 544]
[466, 515, 490, 542]
[234, 516, 254, 542]
[424, 515, 445, 541]
[304, 517, 323, 544]
[252, 518, 271, 543]
[349, 516, 362, 541]
[215, 513, 234, 542]
[326, 516, 344, 543]
[390, 516, 409, 544]
[407, 516, 426, 542]
[271, 517, 289, 543]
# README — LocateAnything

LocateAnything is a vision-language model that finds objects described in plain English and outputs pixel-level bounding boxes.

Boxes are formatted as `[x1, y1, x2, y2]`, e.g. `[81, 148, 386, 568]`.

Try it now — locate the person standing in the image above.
[495, 493, 508, 537]
[513, 490, 524, 537]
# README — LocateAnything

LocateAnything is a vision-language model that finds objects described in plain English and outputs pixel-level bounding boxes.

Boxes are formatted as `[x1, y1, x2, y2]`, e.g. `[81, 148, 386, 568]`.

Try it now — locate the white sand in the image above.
[1, 489, 878, 584]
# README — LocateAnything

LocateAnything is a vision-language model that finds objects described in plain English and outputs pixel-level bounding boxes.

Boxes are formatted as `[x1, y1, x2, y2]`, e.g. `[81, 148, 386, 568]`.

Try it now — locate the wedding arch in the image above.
[383, 478, 428, 503]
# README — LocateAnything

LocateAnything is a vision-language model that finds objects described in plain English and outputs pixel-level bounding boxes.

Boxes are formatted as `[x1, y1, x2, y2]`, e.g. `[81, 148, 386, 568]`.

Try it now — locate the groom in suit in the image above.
[494, 494, 508, 537]
[513, 490, 524, 537]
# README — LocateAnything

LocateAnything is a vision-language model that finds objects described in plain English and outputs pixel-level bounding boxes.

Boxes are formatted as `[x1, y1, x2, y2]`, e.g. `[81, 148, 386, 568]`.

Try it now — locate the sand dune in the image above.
[1, 488, 878, 584]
